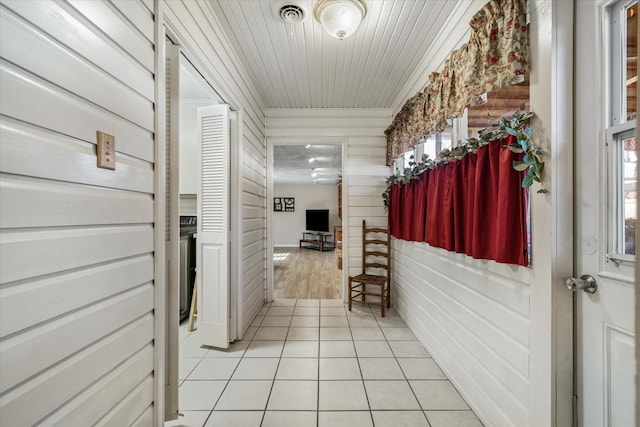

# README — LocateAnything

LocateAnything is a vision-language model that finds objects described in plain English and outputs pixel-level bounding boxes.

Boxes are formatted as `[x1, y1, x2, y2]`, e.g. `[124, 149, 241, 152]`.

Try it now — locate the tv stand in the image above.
[300, 231, 334, 251]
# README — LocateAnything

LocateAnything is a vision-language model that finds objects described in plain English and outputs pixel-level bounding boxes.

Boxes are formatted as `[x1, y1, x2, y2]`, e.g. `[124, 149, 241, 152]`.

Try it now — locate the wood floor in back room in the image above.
[273, 247, 342, 300]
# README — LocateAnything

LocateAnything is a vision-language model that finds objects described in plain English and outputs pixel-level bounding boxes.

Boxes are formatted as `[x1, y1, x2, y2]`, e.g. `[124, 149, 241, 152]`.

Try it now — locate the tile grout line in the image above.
[258, 299, 295, 427]
[346, 302, 377, 426]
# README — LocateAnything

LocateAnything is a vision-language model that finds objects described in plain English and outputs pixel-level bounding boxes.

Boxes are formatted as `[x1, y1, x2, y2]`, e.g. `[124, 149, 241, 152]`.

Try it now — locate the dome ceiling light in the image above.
[313, 0, 367, 40]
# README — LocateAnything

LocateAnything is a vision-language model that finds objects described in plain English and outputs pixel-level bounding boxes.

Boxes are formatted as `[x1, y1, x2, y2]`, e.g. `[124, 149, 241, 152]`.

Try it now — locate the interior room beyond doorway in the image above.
[272, 144, 343, 299]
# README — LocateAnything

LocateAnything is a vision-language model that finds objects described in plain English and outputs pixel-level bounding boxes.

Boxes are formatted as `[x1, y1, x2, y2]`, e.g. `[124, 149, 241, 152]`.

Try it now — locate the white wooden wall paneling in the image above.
[0, 225, 153, 283]
[0, 284, 153, 393]
[0, 0, 156, 423]
[242, 192, 264, 207]
[392, 280, 529, 422]
[268, 127, 389, 138]
[130, 406, 154, 427]
[0, 64, 154, 162]
[243, 218, 264, 233]
[392, 240, 532, 426]
[244, 147, 266, 171]
[0, 119, 153, 194]
[242, 177, 263, 196]
[347, 175, 387, 187]
[398, 257, 530, 347]
[244, 150, 266, 171]
[393, 292, 522, 427]
[0, 255, 153, 337]
[348, 146, 388, 157]
[407, 244, 531, 317]
[0, 10, 153, 131]
[393, 256, 529, 378]
[243, 164, 266, 186]
[348, 156, 389, 166]
[266, 109, 391, 119]
[348, 186, 386, 197]
[110, 0, 154, 42]
[66, 0, 154, 71]
[243, 230, 264, 247]
[0, 175, 153, 228]
[43, 345, 154, 426]
[349, 196, 385, 207]
[266, 117, 389, 129]
[95, 375, 154, 427]
[243, 205, 265, 220]
[2, 1, 154, 101]
[1, 318, 153, 426]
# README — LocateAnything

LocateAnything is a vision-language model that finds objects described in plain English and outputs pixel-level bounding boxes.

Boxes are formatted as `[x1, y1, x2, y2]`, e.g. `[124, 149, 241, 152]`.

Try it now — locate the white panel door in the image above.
[196, 105, 230, 348]
[575, 1, 636, 426]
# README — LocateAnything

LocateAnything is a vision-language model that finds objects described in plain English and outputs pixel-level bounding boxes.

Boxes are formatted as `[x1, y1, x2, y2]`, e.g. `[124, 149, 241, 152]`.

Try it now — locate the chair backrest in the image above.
[361, 220, 390, 279]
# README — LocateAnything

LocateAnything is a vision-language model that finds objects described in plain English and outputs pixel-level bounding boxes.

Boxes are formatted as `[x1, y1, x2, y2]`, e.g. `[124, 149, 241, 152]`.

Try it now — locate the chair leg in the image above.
[381, 284, 385, 317]
[362, 283, 366, 302]
[348, 277, 352, 311]
[387, 281, 391, 308]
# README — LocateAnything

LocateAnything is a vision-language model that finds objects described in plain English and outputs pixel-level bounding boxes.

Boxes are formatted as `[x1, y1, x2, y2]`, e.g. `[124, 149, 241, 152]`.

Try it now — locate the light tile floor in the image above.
[167, 299, 483, 427]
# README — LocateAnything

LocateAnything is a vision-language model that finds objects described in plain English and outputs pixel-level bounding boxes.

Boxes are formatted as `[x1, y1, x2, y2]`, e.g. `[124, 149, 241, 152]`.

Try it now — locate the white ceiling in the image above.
[209, 0, 459, 108]
[273, 144, 342, 185]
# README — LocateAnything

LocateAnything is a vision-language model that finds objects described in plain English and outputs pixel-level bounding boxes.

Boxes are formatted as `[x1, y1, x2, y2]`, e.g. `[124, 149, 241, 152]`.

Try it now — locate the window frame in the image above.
[605, 0, 637, 267]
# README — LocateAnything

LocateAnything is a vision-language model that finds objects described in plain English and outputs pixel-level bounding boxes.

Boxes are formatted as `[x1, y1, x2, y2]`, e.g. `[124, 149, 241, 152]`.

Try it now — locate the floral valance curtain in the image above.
[388, 136, 529, 266]
[385, 0, 528, 165]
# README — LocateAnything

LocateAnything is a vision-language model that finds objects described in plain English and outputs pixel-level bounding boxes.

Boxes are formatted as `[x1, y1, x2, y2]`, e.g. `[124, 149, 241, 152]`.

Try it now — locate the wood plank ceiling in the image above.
[209, 0, 459, 108]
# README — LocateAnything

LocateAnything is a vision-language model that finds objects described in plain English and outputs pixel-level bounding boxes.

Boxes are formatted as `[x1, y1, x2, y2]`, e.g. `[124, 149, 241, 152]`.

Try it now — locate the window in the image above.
[608, 0, 637, 259]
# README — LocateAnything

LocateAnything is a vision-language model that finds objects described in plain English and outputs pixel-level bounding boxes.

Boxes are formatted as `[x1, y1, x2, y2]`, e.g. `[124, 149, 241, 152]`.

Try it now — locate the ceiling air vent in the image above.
[272, 1, 308, 24]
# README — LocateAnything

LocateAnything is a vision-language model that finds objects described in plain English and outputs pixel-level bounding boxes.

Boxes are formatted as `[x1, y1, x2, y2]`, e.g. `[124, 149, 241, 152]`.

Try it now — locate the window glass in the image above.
[618, 132, 637, 255]
[608, 0, 637, 257]
[625, 2, 637, 122]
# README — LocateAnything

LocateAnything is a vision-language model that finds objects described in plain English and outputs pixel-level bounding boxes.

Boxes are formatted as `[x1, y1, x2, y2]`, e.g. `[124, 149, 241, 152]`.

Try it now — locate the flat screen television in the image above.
[306, 209, 329, 232]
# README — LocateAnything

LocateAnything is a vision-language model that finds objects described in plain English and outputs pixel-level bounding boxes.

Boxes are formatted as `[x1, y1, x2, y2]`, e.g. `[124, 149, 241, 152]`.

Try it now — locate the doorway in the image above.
[164, 37, 243, 420]
[267, 140, 347, 301]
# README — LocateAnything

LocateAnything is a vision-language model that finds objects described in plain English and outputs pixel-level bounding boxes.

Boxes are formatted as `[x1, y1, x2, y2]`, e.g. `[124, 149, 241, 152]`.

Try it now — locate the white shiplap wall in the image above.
[164, 0, 267, 335]
[265, 109, 391, 286]
[392, 242, 531, 427]
[0, 0, 156, 425]
[385, 1, 555, 426]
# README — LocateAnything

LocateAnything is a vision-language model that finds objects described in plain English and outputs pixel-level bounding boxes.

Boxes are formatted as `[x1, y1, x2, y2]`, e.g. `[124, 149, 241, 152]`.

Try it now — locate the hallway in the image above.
[170, 299, 482, 427]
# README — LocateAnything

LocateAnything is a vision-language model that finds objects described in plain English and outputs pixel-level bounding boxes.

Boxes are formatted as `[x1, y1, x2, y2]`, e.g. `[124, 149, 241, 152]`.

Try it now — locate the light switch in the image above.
[97, 131, 115, 170]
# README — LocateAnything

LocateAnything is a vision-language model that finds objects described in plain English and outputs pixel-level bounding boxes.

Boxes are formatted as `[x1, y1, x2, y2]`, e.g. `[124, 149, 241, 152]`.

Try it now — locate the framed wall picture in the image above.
[273, 197, 283, 212]
[283, 197, 295, 212]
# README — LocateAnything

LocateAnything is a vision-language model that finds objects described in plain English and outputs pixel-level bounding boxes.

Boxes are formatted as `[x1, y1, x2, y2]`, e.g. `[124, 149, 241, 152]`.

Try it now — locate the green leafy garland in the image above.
[382, 105, 547, 208]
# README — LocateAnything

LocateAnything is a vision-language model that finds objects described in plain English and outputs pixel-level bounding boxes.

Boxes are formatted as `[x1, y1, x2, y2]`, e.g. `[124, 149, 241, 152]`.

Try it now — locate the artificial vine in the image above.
[382, 105, 547, 208]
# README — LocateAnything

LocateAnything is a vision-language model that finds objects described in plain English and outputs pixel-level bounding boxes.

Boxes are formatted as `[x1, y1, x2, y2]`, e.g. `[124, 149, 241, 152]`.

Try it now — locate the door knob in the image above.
[565, 275, 598, 294]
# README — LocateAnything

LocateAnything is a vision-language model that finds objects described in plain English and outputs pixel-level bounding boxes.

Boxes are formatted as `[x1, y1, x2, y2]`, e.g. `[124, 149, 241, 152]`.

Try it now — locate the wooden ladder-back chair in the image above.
[348, 220, 391, 316]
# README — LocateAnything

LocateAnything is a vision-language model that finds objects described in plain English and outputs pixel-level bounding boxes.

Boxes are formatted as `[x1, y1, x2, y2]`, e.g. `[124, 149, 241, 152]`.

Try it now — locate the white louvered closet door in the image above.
[196, 105, 230, 348]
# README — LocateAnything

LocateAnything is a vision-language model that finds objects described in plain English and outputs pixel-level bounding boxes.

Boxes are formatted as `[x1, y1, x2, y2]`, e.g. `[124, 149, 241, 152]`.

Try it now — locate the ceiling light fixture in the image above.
[313, 0, 367, 40]
[308, 158, 316, 163]
[305, 144, 312, 148]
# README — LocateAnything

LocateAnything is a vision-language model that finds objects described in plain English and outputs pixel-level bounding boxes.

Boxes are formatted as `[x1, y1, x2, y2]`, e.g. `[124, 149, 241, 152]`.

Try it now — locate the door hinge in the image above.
[572, 394, 578, 427]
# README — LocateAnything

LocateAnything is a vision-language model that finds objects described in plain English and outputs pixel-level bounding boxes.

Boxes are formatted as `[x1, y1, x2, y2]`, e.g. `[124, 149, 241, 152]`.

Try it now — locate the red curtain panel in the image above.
[411, 172, 428, 242]
[389, 183, 403, 239]
[388, 136, 528, 266]
[402, 180, 415, 241]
